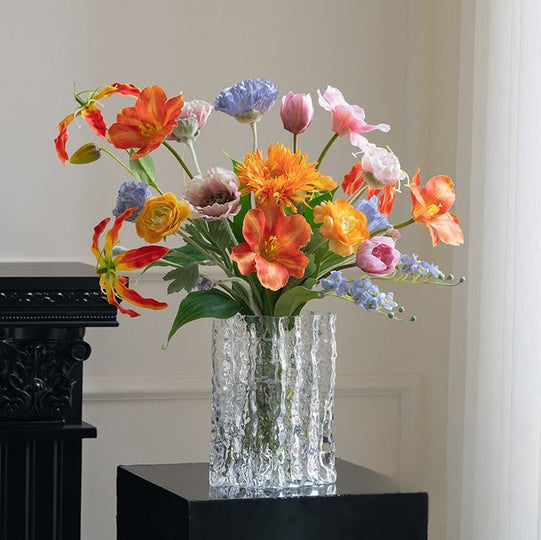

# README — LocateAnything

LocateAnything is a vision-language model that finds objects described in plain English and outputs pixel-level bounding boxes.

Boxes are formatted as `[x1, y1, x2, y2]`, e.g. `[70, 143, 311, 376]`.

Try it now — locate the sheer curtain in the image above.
[447, 0, 541, 538]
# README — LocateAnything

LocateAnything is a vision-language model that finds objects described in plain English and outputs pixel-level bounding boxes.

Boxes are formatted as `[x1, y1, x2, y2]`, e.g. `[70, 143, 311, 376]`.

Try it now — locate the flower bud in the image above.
[280, 92, 314, 134]
[69, 143, 101, 164]
[170, 117, 199, 143]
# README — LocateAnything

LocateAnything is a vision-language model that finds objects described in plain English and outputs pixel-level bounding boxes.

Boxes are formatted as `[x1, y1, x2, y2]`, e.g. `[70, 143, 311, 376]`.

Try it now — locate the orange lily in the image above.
[231, 204, 311, 291]
[107, 86, 184, 160]
[410, 170, 464, 246]
[92, 207, 170, 317]
[54, 83, 141, 164]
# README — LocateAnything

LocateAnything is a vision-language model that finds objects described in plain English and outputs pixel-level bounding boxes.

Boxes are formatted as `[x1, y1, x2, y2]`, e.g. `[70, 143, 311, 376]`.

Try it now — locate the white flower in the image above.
[361, 144, 405, 186]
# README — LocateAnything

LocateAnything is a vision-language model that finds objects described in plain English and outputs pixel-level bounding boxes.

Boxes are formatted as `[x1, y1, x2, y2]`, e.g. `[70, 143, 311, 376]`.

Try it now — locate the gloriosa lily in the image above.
[92, 207, 170, 317]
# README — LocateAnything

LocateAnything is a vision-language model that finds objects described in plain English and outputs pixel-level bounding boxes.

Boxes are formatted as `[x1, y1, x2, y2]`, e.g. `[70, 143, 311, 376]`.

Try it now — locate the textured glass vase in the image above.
[209, 312, 337, 489]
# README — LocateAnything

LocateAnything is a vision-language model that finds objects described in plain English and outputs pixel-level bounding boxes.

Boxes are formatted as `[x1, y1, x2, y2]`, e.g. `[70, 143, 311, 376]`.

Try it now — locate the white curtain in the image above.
[448, 0, 541, 538]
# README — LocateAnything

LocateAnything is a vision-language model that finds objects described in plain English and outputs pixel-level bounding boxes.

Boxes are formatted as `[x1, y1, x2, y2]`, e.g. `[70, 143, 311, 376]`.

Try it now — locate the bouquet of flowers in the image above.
[54, 78, 464, 344]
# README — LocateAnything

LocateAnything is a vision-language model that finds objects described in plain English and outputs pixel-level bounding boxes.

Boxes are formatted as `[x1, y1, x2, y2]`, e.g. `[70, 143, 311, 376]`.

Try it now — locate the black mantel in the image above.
[0, 261, 118, 540]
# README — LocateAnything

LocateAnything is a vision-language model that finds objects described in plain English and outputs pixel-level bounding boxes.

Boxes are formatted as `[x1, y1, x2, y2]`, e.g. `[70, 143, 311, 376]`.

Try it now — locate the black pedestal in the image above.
[117, 460, 428, 540]
[0, 262, 118, 540]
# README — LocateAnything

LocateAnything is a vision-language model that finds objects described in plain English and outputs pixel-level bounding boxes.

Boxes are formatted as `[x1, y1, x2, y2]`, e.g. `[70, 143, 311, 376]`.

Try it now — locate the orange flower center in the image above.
[140, 122, 159, 139]
[261, 235, 279, 260]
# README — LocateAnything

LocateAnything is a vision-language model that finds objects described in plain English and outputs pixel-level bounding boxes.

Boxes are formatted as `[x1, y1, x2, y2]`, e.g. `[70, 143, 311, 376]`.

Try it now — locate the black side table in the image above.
[0, 262, 118, 540]
[117, 460, 428, 540]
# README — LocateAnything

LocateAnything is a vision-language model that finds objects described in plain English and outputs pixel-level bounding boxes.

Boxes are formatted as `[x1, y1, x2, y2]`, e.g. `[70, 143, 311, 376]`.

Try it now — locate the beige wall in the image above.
[0, 1, 462, 538]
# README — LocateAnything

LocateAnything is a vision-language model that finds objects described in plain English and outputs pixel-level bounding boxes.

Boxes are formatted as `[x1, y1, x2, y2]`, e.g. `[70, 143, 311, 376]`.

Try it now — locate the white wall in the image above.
[0, 1, 462, 538]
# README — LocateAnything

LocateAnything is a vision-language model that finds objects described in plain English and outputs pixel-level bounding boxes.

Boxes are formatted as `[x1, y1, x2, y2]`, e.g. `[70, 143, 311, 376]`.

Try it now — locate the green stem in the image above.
[176, 228, 229, 274]
[293, 133, 298, 153]
[371, 218, 415, 238]
[99, 147, 135, 178]
[185, 138, 202, 176]
[250, 121, 258, 152]
[162, 141, 193, 179]
[315, 133, 339, 170]
[348, 185, 368, 206]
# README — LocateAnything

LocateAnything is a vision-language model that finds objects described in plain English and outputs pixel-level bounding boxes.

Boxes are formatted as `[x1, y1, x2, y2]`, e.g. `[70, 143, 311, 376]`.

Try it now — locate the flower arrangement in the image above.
[55, 79, 464, 344]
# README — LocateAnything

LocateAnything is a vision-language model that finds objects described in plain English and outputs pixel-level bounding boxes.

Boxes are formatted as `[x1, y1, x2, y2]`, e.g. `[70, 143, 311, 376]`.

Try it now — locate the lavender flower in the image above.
[112, 181, 152, 221]
[319, 270, 349, 297]
[214, 79, 279, 124]
[197, 277, 213, 291]
[355, 197, 390, 233]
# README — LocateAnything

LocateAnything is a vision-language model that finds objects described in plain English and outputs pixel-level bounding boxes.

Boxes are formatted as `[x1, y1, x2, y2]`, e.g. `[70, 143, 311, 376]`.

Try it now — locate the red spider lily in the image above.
[54, 83, 141, 164]
[107, 86, 184, 160]
[92, 207, 170, 317]
[342, 163, 396, 215]
[231, 204, 311, 291]
[410, 170, 464, 246]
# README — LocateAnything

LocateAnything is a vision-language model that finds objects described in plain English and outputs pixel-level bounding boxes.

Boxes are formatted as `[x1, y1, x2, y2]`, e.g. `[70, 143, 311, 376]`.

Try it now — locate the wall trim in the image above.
[83, 373, 421, 487]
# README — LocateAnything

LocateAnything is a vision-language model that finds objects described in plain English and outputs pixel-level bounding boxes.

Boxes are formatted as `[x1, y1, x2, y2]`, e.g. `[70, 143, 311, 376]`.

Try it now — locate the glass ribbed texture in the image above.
[209, 312, 337, 489]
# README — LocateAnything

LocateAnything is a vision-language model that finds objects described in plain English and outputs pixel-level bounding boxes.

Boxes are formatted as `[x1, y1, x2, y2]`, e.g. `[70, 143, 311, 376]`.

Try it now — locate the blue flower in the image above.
[197, 277, 213, 291]
[349, 278, 381, 311]
[214, 79, 279, 123]
[398, 253, 419, 273]
[319, 270, 349, 297]
[112, 181, 152, 222]
[355, 198, 389, 233]
[398, 253, 441, 278]
[380, 292, 398, 311]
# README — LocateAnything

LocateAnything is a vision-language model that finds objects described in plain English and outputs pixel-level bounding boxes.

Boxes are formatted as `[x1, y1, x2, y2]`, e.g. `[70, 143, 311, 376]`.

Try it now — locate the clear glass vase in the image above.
[209, 312, 337, 489]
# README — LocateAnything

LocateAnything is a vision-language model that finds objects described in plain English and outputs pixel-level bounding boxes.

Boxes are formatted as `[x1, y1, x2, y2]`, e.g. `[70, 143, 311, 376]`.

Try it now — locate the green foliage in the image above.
[273, 286, 321, 317]
[129, 153, 156, 185]
[167, 289, 242, 345]
[163, 264, 199, 294]
[231, 193, 252, 242]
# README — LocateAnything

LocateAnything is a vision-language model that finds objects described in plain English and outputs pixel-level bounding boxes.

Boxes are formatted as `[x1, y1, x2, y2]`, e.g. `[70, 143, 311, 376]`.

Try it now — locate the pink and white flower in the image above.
[360, 143, 405, 186]
[184, 167, 241, 221]
[317, 86, 390, 149]
[170, 100, 213, 142]
[356, 236, 400, 277]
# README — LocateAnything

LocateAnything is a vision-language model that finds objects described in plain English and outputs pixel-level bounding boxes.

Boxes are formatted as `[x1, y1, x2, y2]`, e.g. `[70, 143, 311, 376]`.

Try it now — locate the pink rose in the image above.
[356, 236, 400, 277]
[280, 92, 314, 134]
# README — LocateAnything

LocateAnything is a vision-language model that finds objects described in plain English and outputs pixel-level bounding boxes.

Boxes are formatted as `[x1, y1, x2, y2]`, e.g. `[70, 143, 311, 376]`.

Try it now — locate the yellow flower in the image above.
[135, 192, 190, 243]
[313, 199, 370, 256]
[236, 143, 336, 212]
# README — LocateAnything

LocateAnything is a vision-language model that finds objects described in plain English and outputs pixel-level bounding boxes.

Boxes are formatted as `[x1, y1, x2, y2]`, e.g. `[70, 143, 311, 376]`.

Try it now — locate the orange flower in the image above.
[410, 170, 464, 246]
[231, 204, 311, 291]
[107, 86, 184, 160]
[54, 83, 141, 164]
[342, 163, 396, 216]
[236, 143, 336, 212]
[313, 198, 370, 256]
[92, 208, 169, 317]
[135, 193, 190, 243]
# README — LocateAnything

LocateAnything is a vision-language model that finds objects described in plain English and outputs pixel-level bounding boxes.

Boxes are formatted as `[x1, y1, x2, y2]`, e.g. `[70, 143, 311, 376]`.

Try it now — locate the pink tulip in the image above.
[356, 236, 400, 277]
[317, 86, 390, 149]
[280, 92, 314, 134]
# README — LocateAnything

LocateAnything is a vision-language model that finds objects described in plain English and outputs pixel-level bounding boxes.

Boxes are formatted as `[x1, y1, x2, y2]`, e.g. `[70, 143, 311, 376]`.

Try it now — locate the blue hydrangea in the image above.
[355, 198, 390, 233]
[214, 79, 279, 121]
[319, 270, 349, 297]
[112, 181, 152, 221]
[349, 278, 381, 311]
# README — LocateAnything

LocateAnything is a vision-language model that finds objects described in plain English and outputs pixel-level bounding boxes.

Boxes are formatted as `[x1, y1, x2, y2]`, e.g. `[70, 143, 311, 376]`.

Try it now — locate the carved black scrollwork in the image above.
[0, 332, 92, 422]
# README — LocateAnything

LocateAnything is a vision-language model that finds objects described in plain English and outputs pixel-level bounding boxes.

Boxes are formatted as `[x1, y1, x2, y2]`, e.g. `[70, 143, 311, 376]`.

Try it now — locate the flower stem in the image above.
[185, 138, 202, 176]
[316, 133, 339, 170]
[371, 218, 415, 238]
[293, 133, 298, 153]
[162, 141, 193, 179]
[99, 147, 135, 177]
[250, 121, 258, 152]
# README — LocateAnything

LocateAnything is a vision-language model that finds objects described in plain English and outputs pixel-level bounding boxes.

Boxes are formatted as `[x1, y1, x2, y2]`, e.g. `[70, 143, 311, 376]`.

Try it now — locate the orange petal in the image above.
[82, 106, 108, 138]
[271, 213, 311, 254]
[242, 209, 268, 250]
[231, 243, 257, 275]
[342, 163, 364, 196]
[107, 122, 150, 150]
[254, 256, 290, 291]
[114, 276, 168, 311]
[92, 217, 110, 261]
[420, 175, 455, 215]
[115, 245, 170, 270]
[427, 213, 464, 246]
[54, 113, 75, 164]
[104, 208, 136, 256]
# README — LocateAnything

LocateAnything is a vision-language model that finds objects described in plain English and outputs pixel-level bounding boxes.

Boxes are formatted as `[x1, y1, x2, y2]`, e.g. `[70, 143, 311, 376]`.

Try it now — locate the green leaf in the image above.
[163, 263, 199, 293]
[273, 286, 321, 317]
[231, 193, 252, 241]
[206, 220, 231, 250]
[162, 245, 208, 265]
[167, 290, 242, 344]
[129, 153, 156, 185]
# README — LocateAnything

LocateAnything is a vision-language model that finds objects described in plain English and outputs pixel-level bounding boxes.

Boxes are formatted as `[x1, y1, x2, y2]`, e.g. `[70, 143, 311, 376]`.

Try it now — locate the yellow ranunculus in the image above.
[135, 192, 190, 243]
[313, 198, 369, 257]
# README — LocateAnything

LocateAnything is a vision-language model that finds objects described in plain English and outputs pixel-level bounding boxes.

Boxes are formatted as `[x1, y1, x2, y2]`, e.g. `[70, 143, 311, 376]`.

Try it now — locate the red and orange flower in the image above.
[231, 204, 312, 291]
[409, 170, 464, 246]
[54, 83, 141, 164]
[92, 207, 170, 317]
[107, 86, 184, 160]
[236, 143, 336, 212]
